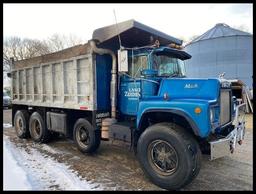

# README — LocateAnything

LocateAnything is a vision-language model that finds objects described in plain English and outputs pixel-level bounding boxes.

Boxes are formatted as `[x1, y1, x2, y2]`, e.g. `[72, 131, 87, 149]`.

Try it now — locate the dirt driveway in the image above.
[3, 109, 253, 190]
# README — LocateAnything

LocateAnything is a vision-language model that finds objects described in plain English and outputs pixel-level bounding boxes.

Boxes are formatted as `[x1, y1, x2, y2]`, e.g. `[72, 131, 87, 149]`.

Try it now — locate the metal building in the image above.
[184, 23, 253, 89]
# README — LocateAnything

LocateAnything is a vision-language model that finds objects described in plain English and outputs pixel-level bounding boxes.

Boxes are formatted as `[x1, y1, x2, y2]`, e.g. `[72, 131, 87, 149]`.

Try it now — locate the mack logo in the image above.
[184, 83, 198, 89]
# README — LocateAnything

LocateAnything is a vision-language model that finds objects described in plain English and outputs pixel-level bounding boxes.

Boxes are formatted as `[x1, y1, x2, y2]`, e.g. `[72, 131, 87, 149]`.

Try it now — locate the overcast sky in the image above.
[3, 3, 253, 43]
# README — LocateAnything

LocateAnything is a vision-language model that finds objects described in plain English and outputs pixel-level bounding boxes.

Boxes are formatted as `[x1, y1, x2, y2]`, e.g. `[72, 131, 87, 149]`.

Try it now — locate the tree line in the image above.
[3, 34, 84, 73]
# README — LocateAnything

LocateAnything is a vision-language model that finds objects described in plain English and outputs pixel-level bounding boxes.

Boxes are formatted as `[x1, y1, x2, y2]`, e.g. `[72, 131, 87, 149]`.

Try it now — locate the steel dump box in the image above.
[11, 44, 98, 111]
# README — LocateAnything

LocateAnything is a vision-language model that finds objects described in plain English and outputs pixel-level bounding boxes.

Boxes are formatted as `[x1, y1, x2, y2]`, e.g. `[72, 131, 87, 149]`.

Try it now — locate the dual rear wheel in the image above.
[14, 110, 100, 153]
[14, 110, 50, 143]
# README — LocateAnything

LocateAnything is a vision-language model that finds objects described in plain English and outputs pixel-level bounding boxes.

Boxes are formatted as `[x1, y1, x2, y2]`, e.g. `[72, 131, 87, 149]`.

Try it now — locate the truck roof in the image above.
[92, 19, 183, 49]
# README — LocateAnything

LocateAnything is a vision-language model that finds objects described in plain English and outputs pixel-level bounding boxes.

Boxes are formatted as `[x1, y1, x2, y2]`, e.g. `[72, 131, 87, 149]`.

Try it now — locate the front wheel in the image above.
[137, 122, 201, 190]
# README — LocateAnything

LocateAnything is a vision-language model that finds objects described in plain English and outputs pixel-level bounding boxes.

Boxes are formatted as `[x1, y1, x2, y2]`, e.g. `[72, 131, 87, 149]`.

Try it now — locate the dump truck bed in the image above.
[10, 19, 184, 111]
[11, 44, 97, 110]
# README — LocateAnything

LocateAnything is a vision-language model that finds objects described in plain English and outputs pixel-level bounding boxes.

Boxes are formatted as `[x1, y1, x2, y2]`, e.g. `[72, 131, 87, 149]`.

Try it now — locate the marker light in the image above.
[169, 43, 176, 48]
[194, 107, 202, 114]
[168, 43, 183, 50]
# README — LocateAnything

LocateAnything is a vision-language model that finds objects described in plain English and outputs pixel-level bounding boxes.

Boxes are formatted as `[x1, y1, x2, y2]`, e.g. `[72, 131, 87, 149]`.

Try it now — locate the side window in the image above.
[128, 55, 148, 78]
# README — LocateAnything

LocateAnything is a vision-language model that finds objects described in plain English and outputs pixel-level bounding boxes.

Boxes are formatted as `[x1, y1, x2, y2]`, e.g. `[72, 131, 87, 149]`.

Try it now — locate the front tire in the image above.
[137, 122, 201, 190]
[73, 118, 100, 153]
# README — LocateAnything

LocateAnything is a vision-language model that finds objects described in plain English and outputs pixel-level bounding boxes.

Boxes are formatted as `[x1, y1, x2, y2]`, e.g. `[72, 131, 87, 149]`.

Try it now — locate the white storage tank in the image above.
[184, 23, 253, 89]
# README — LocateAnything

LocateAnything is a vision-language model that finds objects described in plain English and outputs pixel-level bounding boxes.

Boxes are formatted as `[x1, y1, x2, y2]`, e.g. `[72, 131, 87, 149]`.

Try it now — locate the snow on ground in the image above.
[4, 138, 33, 190]
[3, 135, 104, 190]
[40, 144, 59, 154]
[3, 123, 12, 128]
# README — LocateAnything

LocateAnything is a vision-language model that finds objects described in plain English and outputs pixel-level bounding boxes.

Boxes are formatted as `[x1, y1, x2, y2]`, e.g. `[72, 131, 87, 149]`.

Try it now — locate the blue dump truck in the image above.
[10, 20, 246, 190]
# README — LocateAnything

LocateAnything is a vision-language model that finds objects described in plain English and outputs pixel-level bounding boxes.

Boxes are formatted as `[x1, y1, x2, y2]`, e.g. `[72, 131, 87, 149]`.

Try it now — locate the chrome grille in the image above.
[220, 90, 231, 125]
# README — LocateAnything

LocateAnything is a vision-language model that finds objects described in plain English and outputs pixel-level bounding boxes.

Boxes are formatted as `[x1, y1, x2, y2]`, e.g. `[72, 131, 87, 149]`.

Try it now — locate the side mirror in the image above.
[118, 49, 128, 72]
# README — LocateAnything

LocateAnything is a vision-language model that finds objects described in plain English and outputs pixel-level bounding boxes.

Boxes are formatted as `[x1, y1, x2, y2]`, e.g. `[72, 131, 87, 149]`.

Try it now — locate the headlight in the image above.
[210, 106, 220, 133]
[232, 96, 237, 112]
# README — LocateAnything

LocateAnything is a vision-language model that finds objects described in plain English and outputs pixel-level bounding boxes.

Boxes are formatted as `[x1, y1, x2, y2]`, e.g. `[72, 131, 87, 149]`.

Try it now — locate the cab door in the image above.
[119, 55, 148, 116]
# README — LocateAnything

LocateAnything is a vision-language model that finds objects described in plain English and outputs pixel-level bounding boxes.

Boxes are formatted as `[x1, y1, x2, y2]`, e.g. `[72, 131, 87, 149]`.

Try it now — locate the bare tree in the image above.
[65, 33, 84, 47]
[3, 36, 51, 72]
[46, 33, 84, 52]
[47, 34, 65, 52]
[3, 34, 84, 73]
[3, 37, 21, 72]
[22, 38, 50, 58]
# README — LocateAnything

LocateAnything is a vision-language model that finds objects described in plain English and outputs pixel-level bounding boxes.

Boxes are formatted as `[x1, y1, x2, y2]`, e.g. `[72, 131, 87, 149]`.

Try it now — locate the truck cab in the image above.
[118, 46, 189, 116]
[102, 43, 245, 189]
[115, 43, 245, 144]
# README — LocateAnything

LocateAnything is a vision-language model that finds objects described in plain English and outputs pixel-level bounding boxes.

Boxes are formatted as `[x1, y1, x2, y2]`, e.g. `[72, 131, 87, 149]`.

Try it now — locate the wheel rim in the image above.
[31, 119, 41, 139]
[76, 126, 90, 148]
[15, 116, 24, 135]
[147, 140, 179, 176]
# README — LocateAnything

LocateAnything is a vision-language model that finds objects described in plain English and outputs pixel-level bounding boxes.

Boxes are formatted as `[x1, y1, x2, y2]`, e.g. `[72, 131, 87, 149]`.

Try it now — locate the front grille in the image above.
[220, 89, 231, 125]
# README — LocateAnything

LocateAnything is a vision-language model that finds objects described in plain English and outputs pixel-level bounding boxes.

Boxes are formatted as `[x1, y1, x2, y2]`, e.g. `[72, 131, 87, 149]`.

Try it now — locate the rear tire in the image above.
[137, 122, 201, 190]
[29, 112, 50, 143]
[73, 118, 101, 153]
[14, 110, 30, 138]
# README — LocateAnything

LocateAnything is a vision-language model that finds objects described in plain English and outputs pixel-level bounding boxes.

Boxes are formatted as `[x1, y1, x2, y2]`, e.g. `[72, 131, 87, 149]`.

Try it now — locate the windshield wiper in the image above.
[159, 73, 171, 77]
[159, 71, 183, 77]
[169, 72, 180, 77]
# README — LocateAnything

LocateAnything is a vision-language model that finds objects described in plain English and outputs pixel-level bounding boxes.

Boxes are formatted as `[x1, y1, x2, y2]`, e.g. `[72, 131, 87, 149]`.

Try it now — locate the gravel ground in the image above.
[3, 108, 253, 190]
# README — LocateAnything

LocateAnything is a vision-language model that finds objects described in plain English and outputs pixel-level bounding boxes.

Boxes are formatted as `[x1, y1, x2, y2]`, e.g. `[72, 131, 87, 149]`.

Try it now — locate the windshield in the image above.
[152, 54, 186, 77]
[128, 55, 148, 78]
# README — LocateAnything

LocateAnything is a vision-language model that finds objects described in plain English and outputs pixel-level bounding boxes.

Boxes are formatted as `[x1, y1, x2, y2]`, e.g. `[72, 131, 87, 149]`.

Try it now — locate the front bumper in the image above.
[209, 103, 246, 160]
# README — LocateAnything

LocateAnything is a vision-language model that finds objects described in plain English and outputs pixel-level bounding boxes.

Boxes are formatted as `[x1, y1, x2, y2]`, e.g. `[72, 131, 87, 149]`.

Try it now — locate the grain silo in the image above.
[184, 23, 253, 90]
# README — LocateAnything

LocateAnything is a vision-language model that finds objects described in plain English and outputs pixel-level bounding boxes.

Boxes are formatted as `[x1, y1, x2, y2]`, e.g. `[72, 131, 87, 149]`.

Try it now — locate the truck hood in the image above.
[158, 78, 221, 103]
